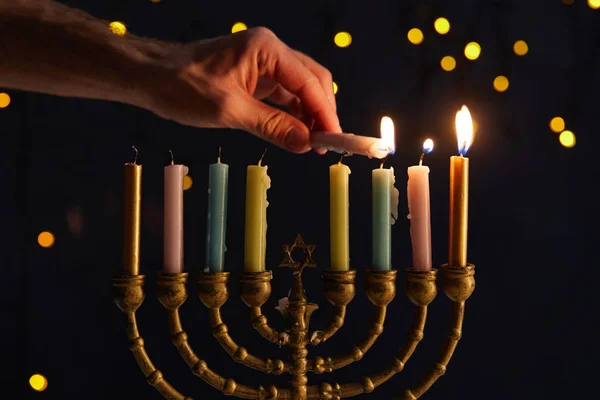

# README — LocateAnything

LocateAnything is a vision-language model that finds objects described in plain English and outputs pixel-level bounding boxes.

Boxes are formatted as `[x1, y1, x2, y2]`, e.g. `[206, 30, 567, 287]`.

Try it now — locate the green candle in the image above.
[372, 166, 399, 270]
[205, 152, 229, 272]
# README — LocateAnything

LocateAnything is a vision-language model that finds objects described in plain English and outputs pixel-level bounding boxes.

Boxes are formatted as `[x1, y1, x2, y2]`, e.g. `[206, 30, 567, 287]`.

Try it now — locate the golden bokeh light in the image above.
[434, 17, 450, 34]
[588, 0, 600, 9]
[559, 130, 576, 148]
[30, 374, 48, 392]
[441, 56, 456, 71]
[0, 92, 10, 108]
[183, 175, 193, 191]
[464, 42, 481, 60]
[493, 75, 509, 92]
[334, 32, 352, 48]
[407, 28, 424, 45]
[150, 0, 161, 3]
[231, 22, 247, 33]
[549, 117, 565, 133]
[513, 40, 529, 56]
[108, 21, 127, 37]
[332, 81, 338, 95]
[38, 231, 55, 248]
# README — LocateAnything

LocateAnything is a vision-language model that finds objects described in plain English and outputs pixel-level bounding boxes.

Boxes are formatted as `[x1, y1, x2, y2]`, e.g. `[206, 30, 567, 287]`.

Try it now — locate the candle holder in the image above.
[112, 234, 475, 399]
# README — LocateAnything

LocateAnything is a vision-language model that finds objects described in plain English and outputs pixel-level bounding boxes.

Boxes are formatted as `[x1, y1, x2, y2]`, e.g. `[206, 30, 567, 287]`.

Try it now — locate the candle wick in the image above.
[132, 145, 139, 164]
[169, 149, 174, 165]
[258, 148, 267, 166]
[218, 146, 222, 163]
[419, 152, 425, 166]
[339, 151, 348, 164]
[380, 155, 387, 168]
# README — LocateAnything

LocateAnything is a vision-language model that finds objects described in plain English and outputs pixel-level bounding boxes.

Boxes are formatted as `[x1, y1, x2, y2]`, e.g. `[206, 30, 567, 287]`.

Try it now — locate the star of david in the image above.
[279, 234, 316, 274]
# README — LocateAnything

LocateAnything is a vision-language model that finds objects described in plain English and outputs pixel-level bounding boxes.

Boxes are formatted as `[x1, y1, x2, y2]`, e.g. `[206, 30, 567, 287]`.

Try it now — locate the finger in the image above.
[291, 49, 337, 113]
[255, 33, 342, 133]
[230, 91, 311, 153]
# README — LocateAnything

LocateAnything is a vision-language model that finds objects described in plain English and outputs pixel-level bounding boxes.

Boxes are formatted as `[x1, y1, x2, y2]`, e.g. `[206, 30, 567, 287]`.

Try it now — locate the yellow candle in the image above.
[123, 153, 142, 275]
[449, 106, 474, 267]
[244, 154, 271, 272]
[330, 161, 351, 271]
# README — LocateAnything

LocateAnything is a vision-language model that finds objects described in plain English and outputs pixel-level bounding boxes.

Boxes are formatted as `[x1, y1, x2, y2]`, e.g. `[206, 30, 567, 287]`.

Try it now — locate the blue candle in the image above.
[205, 152, 229, 272]
[372, 166, 399, 270]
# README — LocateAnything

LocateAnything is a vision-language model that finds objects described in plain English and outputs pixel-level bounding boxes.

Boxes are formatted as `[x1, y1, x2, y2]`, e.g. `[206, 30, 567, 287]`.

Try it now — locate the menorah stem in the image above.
[249, 306, 290, 345]
[112, 275, 190, 400]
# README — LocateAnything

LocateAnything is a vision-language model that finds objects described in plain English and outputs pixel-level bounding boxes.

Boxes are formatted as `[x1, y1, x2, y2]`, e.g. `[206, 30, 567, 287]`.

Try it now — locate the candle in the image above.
[407, 139, 434, 271]
[205, 148, 229, 272]
[330, 157, 351, 271]
[311, 131, 394, 159]
[449, 105, 474, 267]
[372, 117, 399, 271]
[163, 151, 189, 274]
[244, 150, 271, 272]
[122, 147, 142, 275]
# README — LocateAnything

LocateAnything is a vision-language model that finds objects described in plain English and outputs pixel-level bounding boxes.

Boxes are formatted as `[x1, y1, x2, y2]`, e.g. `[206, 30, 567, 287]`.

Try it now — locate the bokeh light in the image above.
[332, 81, 338, 95]
[150, 0, 161, 3]
[108, 21, 127, 37]
[434, 18, 450, 34]
[559, 130, 576, 148]
[441, 56, 456, 71]
[38, 231, 55, 248]
[464, 42, 481, 60]
[550, 117, 565, 133]
[588, 0, 600, 9]
[0, 92, 10, 108]
[231, 22, 247, 33]
[334, 32, 352, 48]
[183, 175, 193, 191]
[407, 28, 424, 45]
[30, 374, 48, 392]
[513, 40, 529, 56]
[493, 75, 509, 92]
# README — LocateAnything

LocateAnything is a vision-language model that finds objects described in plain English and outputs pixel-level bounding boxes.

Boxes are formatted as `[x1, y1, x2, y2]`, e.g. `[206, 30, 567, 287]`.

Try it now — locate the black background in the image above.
[5, 0, 597, 399]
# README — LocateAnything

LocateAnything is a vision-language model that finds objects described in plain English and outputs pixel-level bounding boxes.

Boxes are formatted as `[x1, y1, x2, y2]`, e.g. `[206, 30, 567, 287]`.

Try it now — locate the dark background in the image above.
[4, 0, 598, 399]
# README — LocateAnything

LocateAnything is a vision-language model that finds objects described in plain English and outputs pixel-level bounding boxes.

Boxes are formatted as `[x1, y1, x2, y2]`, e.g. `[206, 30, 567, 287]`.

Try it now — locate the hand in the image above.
[145, 27, 341, 153]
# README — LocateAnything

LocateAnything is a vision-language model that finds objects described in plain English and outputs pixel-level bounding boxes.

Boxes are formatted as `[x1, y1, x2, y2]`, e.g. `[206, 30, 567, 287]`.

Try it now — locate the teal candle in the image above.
[372, 166, 399, 270]
[205, 158, 229, 272]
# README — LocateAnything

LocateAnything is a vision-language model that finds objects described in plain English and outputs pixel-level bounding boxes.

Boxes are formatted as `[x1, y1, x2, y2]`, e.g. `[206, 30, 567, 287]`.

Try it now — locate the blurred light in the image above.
[455, 105, 474, 156]
[380, 116, 395, 154]
[550, 117, 565, 133]
[108, 21, 127, 36]
[493, 75, 509, 92]
[441, 56, 456, 71]
[0, 92, 10, 108]
[422, 139, 434, 154]
[334, 32, 352, 48]
[513, 40, 529, 56]
[231, 22, 247, 33]
[30, 374, 48, 392]
[588, 0, 600, 9]
[183, 175, 193, 191]
[332, 81, 338, 95]
[434, 17, 450, 34]
[38, 231, 55, 248]
[559, 130, 576, 148]
[464, 42, 481, 60]
[150, 0, 161, 3]
[407, 28, 424, 45]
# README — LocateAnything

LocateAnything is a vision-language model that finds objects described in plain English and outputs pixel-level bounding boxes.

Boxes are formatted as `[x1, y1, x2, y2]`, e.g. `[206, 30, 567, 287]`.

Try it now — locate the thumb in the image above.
[232, 94, 311, 153]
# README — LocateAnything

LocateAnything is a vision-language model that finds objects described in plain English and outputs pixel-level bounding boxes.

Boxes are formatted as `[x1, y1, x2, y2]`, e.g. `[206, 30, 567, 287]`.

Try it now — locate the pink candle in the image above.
[406, 139, 434, 271]
[164, 154, 189, 274]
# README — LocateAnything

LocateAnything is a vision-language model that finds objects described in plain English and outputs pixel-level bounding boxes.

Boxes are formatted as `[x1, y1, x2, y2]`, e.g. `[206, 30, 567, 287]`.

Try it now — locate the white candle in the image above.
[310, 131, 393, 159]
[407, 139, 434, 271]
[164, 153, 189, 274]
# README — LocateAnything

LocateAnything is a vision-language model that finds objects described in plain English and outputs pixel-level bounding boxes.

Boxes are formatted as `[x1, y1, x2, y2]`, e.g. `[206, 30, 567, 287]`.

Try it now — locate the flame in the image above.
[380, 116, 395, 154]
[455, 105, 473, 156]
[422, 138, 434, 154]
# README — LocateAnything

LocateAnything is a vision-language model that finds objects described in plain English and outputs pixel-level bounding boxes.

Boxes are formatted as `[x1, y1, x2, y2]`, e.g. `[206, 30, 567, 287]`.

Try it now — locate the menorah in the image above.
[112, 233, 476, 399]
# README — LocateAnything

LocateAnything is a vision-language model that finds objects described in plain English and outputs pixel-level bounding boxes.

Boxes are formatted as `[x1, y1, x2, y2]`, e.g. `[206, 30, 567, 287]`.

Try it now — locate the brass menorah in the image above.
[112, 234, 476, 399]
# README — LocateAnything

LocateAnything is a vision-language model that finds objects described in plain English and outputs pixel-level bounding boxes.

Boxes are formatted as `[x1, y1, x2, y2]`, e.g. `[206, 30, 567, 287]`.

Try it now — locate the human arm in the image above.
[0, 0, 341, 153]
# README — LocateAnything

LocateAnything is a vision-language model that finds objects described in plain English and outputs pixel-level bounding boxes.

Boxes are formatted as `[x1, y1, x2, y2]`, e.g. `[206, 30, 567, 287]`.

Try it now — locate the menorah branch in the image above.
[241, 271, 290, 346]
[401, 264, 475, 400]
[112, 275, 191, 400]
[157, 272, 288, 399]
[309, 270, 356, 346]
[307, 269, 438, 399]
